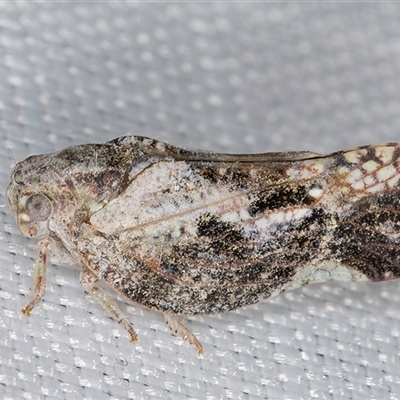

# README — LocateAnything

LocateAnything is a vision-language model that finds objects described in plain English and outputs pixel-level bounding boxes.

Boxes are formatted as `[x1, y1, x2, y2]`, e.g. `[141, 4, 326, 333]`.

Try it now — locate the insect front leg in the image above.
[79, 267, 138, 342]
[164, 313, 203, 355]
[22, 237, 49, 316]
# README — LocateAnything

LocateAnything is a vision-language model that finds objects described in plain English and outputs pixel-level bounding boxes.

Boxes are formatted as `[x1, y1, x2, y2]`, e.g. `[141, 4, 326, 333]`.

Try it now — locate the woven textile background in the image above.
[1, 3, 400, 399]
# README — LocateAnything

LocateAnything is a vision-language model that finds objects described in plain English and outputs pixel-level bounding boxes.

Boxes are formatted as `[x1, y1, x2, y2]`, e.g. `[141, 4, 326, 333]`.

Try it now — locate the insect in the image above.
[6, 136, 400, 354]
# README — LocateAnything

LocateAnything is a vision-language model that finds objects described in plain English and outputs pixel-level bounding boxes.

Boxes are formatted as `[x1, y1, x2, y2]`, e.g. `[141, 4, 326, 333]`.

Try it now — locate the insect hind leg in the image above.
[79, 267, 138, 342]
[164, 313, 203, 354]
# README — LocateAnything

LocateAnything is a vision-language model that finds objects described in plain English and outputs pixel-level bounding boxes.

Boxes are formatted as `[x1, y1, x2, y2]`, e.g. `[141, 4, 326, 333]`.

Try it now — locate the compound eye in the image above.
[25, 194, 52, 222]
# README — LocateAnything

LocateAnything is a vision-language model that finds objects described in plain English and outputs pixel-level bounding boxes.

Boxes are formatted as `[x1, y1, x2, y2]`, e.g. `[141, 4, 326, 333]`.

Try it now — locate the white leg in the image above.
[164, 313, 203, 355]
[22, 237, 49, 316]
[79, 268, 138, 342]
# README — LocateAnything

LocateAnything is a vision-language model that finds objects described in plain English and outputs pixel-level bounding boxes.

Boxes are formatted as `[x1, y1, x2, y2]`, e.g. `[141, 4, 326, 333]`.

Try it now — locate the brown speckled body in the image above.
[7, 136, 400, 352]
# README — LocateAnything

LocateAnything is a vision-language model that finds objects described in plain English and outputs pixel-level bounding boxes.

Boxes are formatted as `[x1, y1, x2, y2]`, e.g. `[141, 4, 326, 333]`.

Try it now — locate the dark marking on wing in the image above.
[247, 185, 316, 217]
[330, 193, 400, 281]
[195, 213, 248, 259]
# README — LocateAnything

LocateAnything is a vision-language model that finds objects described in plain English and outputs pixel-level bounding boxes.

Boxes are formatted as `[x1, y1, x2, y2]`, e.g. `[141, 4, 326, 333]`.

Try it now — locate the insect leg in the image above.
[79, 267, 138, 342]
[164, 313, 203, 354]
[21, 237, 49, 316]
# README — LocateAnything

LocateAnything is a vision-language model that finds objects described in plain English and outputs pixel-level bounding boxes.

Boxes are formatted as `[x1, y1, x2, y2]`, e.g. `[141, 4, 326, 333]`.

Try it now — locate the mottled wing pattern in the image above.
[80, 139, 400, 315]
[327, 144, 400, 282]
